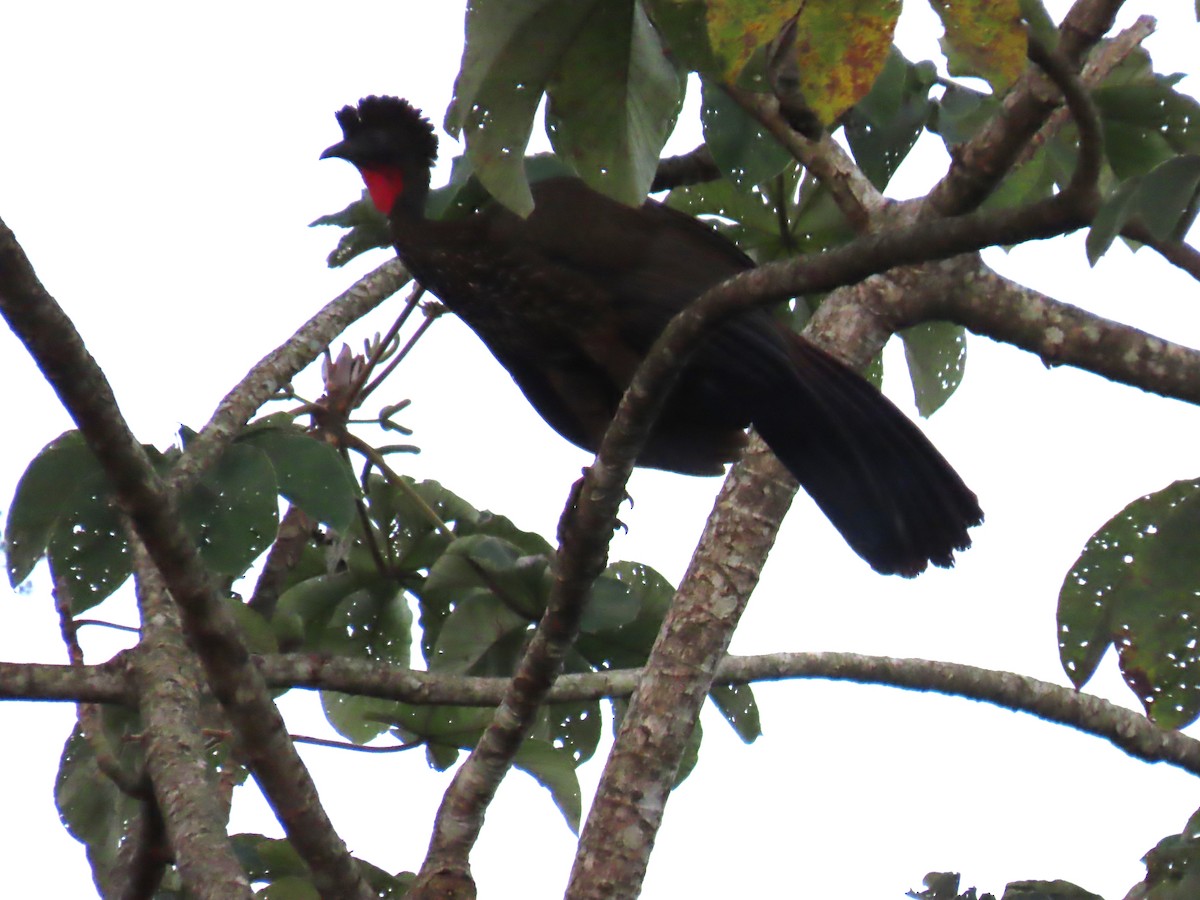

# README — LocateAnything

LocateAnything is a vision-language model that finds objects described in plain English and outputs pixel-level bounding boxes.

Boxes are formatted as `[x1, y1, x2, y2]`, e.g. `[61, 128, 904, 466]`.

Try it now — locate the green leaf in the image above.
[700, 81, 792, 189]
[575, 561, 676, 670]
[1136, 154, 1200, 241]
[931, 83, 997, 145]
[446, 0, 601, 214]
[1085, 176, 1141, 265]
[539, 699, 603, 766]
[428, 592, 532, 674]
[580, 570, 641, 633]
[276, 569, 412, 742]
[1086, 155, 1200, 264]
[843, 48, 936, 190]
[55, 710, 145, 881]
[5, 431, 102, 586]
[546, 0, 684, 205]
[239, 425, 360, 531]
[1058, 478, 1200, 728]
[225, 595, 278, 655]
[899, 321, 967, 417]
[423, 535, 549, 623]
[708, 682, 761, 743]
[258, 877, 321, 900]
[1094, 68, 1200, 178]
[640, 0, 723, 77]
[513, 738, 583, 832]
[46, 470, 131, 612]
[309, 189, 392, 268]
[1102, 119, 1178, 181]
[386, 703, 495, 771]
[179, 443, 278, 577]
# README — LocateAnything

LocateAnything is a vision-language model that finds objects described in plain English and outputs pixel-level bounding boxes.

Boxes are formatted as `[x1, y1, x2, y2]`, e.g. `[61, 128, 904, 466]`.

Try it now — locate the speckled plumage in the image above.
[321, 96, 982, 575]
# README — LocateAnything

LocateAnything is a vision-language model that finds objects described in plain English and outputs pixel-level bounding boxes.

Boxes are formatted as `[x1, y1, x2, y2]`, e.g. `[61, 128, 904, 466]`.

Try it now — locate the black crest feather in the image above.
[332, 96, 438, 168]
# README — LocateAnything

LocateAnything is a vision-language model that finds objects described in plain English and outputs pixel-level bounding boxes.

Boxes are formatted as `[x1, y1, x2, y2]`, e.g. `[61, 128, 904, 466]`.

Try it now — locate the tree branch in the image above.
[912, 260, 1200, 404]
[0, 217, 373, 900]
[923, 0, 1125, 217]
[0, 659, 130, 703]
[650, 144, 721, 193]
[724, 84, 882, 230]
[8, 649, 1199, 779]
[131, 543, 251, 899]
[168, 258, 410, 494]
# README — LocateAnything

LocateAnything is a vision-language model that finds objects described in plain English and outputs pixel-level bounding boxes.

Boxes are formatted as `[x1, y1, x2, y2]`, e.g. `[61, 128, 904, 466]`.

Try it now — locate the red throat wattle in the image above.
[360, 166, 406, 214]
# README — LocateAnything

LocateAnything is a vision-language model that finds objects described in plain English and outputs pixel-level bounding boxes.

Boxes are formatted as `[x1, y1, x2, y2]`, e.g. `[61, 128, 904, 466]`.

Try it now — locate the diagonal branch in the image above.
[922, 0, 1125, 217]
[168, 258, 410, 493]
[0, 217, 374, 900]
[130, 542, 250, 899]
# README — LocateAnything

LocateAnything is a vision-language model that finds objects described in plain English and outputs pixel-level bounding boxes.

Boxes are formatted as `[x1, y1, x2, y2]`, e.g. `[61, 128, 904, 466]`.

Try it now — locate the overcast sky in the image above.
[3, 2, 1200, 897]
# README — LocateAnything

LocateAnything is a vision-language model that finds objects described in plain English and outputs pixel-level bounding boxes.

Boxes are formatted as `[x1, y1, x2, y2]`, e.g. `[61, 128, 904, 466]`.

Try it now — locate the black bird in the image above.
[321, 96, 982, 576]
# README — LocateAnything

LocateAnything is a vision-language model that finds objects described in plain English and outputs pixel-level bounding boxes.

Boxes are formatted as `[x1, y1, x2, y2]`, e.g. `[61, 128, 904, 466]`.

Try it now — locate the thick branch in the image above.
[0, 218, 372, 900]
[132, 544, 250, 899]
[568, 442, 796, 898]
[912, 262, 1200, 404]
[0, 659, 130, 703]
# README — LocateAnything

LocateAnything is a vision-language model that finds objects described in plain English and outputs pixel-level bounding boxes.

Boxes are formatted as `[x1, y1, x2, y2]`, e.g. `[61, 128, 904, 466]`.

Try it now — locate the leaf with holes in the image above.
[446, 0, 601, 214]
[1058, 479, 1200, 728]
[46, 470, 131, 613]
[899, 321, 967, 418]
[701, 81, 792, 190]
[5, 431, 103, 587]
[240, 425, 360, 532]
[843, 48, 936, 189]
[709, 682, 762, 743]
[546, 0, 683, 205]
[514, 738, 583, 833]
[178, 443, 278, 578]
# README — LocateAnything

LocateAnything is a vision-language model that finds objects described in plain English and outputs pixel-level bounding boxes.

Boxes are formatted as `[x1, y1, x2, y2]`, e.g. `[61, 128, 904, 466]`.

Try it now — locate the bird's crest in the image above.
[332, 96, 438, 168]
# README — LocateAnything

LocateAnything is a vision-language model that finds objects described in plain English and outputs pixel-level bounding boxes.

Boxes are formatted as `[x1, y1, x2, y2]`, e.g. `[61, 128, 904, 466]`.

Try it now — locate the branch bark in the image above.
[131, 543, 250, 899]
[0, 217, 373, 900]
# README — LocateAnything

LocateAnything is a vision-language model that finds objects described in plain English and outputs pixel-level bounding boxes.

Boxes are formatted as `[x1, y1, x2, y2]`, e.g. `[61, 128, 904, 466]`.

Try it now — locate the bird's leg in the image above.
[556, 467, 631, 546]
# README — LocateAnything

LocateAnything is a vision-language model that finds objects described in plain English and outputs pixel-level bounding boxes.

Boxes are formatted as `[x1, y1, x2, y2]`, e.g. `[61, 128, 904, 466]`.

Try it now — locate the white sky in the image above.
[2, 2, 1200, 897]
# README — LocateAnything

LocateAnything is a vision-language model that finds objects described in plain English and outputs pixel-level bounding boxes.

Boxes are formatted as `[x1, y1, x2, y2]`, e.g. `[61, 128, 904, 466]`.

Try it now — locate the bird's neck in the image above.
[360, 164, 429, 219]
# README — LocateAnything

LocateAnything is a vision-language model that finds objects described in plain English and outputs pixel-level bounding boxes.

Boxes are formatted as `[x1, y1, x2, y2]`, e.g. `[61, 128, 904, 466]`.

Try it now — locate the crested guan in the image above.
[321, 95, 982, 576]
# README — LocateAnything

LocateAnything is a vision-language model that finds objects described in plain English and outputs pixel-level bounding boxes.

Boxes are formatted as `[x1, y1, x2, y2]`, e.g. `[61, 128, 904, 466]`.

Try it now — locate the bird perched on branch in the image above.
[321, 95, 982, 576]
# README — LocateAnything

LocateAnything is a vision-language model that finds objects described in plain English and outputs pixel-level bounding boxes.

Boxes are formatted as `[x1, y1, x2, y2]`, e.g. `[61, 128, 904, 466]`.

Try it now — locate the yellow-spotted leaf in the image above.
[789, 0, 900, 127]
[706, 0, 802, 82]
[928, 0, 1027, 92]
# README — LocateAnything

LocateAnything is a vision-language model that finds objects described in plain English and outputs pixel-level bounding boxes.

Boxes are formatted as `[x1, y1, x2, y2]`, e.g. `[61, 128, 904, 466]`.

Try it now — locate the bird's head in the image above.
[321, 96, 438, 216]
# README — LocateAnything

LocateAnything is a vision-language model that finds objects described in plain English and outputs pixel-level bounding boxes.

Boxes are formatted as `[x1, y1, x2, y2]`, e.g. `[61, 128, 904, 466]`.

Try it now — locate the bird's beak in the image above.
[320, 140, 350, 161]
